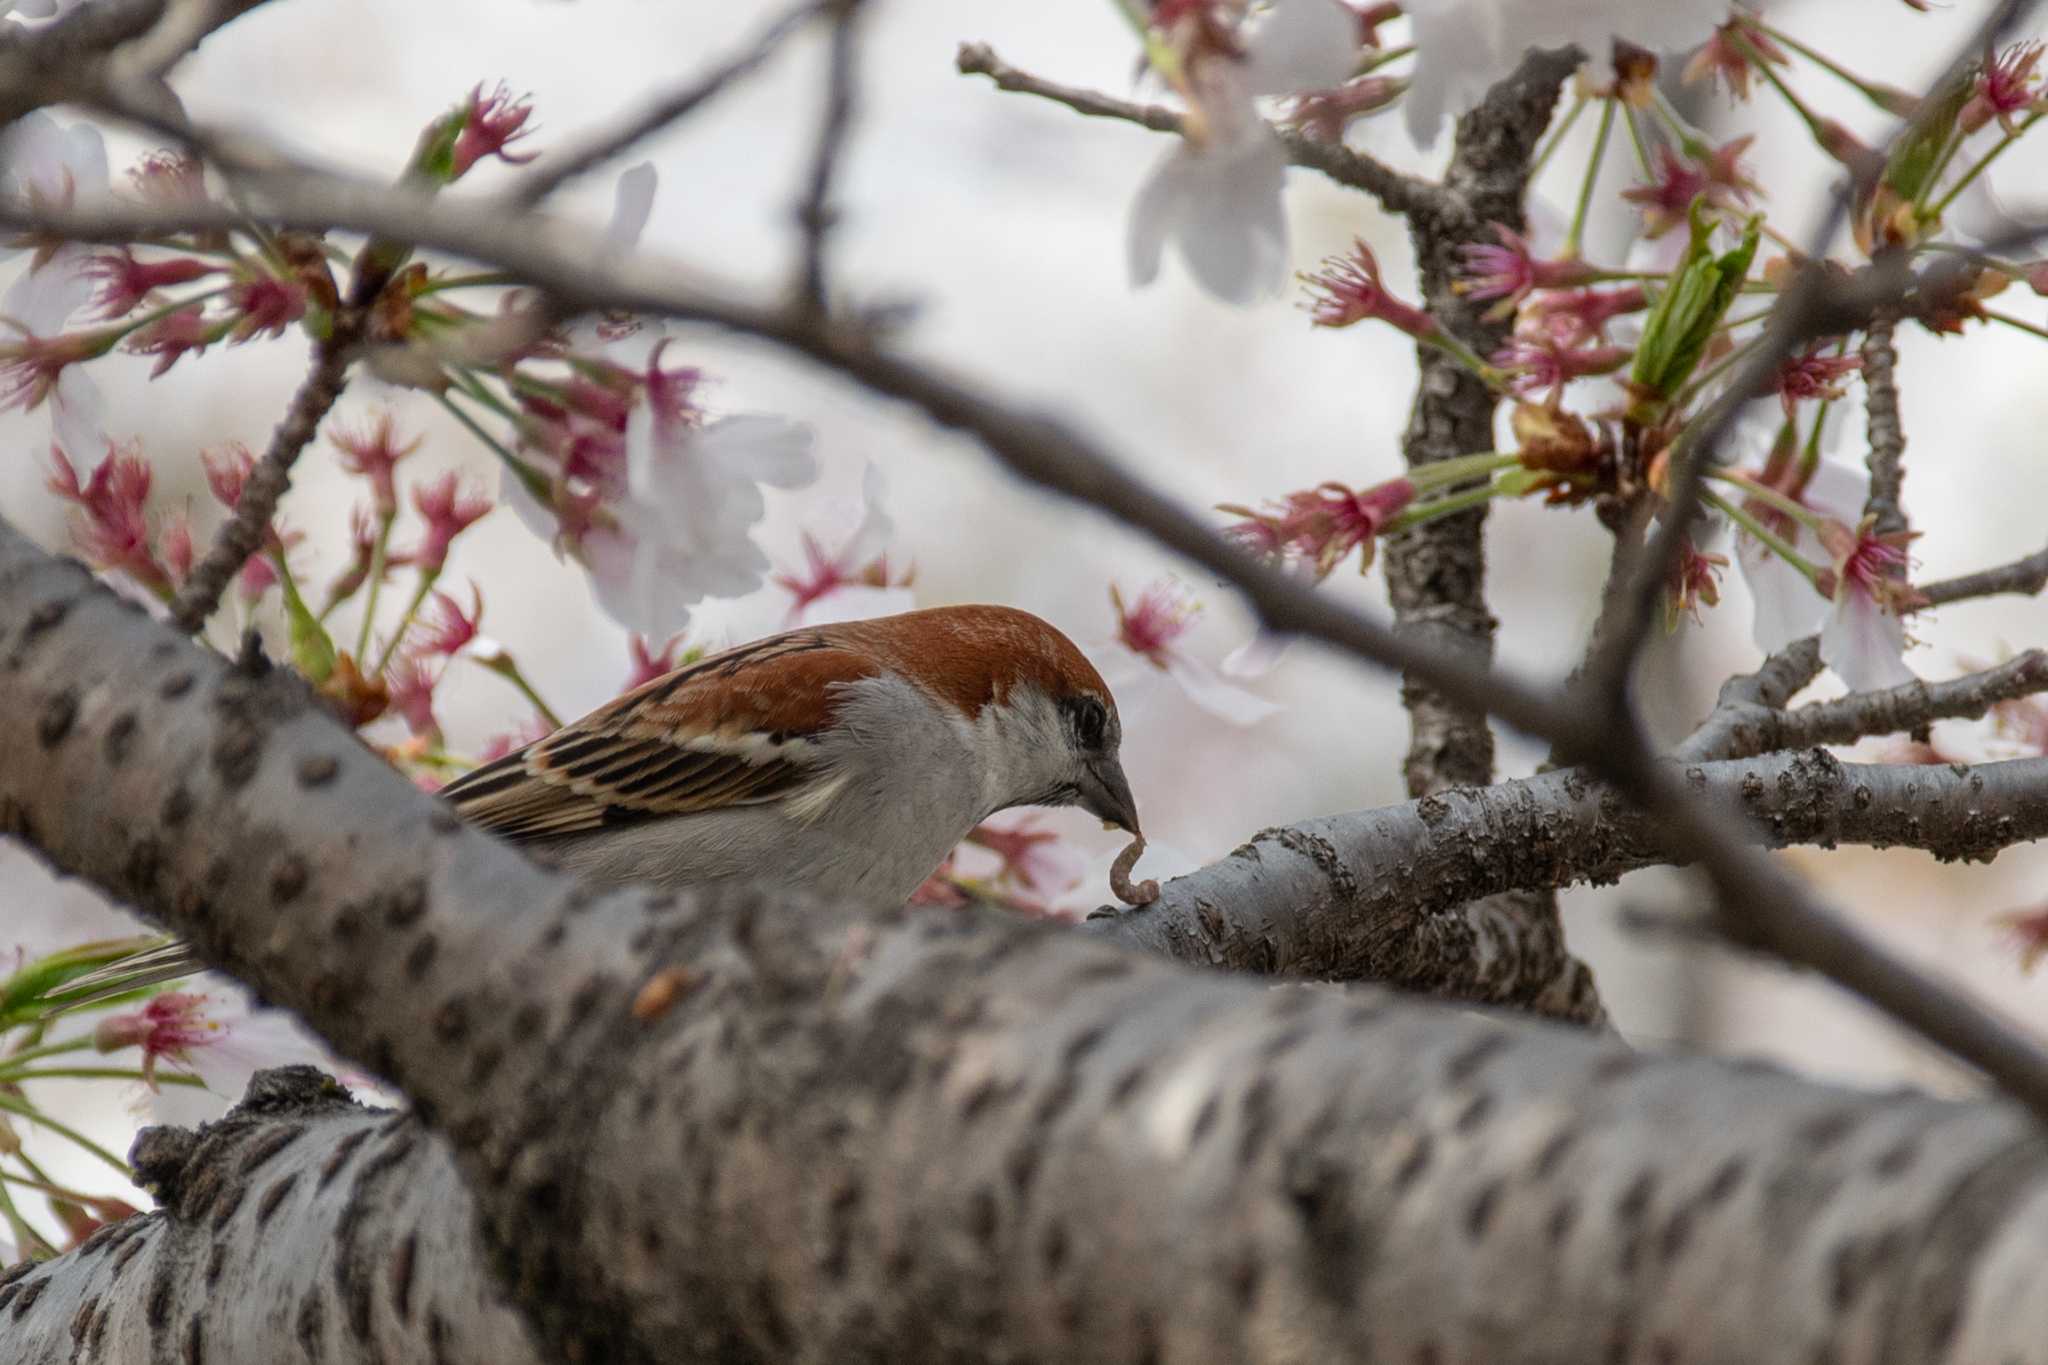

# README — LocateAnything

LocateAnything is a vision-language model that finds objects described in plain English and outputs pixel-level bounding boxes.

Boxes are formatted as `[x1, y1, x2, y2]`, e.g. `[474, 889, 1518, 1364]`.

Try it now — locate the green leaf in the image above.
[1883, 72, 1972, 204]
[1628, 201, 1761, 415]
[278, 566, 337, 684]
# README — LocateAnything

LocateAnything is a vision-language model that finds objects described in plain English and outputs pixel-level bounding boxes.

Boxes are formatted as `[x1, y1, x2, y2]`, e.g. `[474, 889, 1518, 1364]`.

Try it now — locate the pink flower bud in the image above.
[450, 82, 538, 178]
[410, 472, 491, 574]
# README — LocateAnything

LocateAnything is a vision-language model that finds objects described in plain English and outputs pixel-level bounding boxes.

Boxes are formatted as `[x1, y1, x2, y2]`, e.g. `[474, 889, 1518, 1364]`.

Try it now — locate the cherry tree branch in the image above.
[1384, 47, 1600, 1020]
[1682, 651, 2048, 764]
[0, 0, 275, 124]
[1089, 747, 2048, 988]
[954, 41, 1438, 216]
[1678, 544, 2048, 763]
[1861, 308, 1909, 537]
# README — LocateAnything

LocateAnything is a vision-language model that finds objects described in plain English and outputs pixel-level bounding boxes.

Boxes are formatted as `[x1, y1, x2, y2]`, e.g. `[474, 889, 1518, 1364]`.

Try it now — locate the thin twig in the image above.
[795, 0, 861, 314]
[955, 41, 1438, 217]
[1860, 307, 1908, 537]
[1700, 651, 2048, 762]
[1677, 542, 2048, 762]
[167, 329, 356, 633]
[511, 1, 820, 207]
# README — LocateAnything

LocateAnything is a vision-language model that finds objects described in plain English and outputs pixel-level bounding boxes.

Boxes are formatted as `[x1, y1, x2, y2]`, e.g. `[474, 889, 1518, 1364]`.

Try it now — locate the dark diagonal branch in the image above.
[512, 1, 819, 207]
[954, 41, 1437, 216]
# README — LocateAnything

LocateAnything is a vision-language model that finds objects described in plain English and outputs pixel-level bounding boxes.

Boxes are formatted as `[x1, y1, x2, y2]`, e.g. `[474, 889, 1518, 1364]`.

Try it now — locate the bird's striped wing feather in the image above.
[438, 630, 884, 840]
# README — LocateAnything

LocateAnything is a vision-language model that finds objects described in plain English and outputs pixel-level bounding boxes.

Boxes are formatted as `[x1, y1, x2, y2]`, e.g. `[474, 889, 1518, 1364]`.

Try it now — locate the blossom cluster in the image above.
[1112, 0, 2048, 693]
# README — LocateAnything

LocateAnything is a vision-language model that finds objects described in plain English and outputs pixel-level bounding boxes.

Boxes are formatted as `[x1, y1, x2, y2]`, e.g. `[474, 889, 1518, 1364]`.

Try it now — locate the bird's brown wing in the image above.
[438, 629, 884, 841]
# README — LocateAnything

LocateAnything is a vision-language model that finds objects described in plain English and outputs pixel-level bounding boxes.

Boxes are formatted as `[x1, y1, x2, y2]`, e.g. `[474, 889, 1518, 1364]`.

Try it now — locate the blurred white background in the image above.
[5, 0, 2048, 1243]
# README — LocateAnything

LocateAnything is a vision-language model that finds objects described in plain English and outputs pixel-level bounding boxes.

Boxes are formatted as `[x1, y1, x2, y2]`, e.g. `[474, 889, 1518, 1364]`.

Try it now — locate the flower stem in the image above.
[1563, 97, 1618, 258]
[1758, 20, 1902, 109]
[3, 1067, 206, 1087]
[1700, 486, 1825, 586]
[1706, 468, 1833, 539]
[0, 1037, 95, 1069]
[353, 508, 397, 663]
[1932, 113, 2042, 218]
[436, 391, 552, 507]
[481, 655, 564, 731]
[1982, 308, 2048, 342]
[1383, 479, 1512, 534]
[1733, 31, 1828, 145]
[1530, 93, 1589, 183]
[0, 1094, 131, 1176]
[373, 570, 441, 678]
[1405, 451, 1521, 491]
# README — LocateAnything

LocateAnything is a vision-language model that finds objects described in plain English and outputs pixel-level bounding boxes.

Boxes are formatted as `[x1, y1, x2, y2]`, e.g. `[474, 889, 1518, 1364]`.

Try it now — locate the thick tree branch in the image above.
[1087, 747, 2048, 977]
[0, 1068, 540, 1365]
[954, 41, 1437, 216]
[1383, 47, 1598, 1019]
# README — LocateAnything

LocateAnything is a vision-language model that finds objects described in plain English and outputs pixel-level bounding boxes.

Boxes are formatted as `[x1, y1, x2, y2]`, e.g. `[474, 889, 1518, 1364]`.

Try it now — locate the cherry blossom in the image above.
[1104, 579, 1278, 725]
[92, 991, 227, 1090]
[1402, 1, 1722, 149]
[569, 344, 815, 637]
[1127, 0, 1360, 304]
[774, 463, 916, 627]
[1, 113, 112, 458]
[1731, 417, 1920, 692]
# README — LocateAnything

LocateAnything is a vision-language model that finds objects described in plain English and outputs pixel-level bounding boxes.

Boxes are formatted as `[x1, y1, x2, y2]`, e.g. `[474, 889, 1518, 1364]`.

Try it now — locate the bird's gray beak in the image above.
[1077, 758, 1141, 835]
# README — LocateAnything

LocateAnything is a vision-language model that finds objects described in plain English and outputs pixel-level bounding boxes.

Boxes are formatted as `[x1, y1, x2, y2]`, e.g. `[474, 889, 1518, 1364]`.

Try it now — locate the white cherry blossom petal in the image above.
[1242, 0, 1362, 96]
[1164, 651, 1282, 726]
[1821, 587, 1916, 694]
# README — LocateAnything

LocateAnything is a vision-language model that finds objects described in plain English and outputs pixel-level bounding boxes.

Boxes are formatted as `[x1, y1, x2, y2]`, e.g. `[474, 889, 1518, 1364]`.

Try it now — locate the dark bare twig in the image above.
[796, 0, 862, 315]
[0, 0, 274, 125]
[1923, 541, 2048, 608]
[955, 41, 1438, 217]
[1695, 651, 2048, 762]
[167, 329, 356, 633]
[16, 159, 2048, 1119]
[511, 1, 819, 207]
[1861, 307, 1909, 537]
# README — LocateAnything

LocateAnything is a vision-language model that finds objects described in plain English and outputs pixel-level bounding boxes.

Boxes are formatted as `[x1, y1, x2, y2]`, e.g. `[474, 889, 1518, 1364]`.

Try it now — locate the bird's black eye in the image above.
[1063, 695, 1108, 750]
